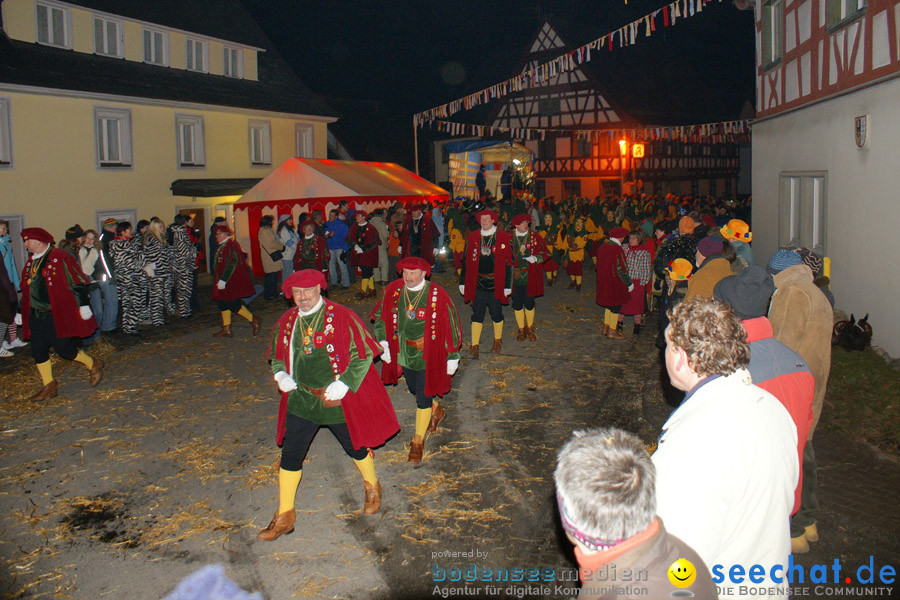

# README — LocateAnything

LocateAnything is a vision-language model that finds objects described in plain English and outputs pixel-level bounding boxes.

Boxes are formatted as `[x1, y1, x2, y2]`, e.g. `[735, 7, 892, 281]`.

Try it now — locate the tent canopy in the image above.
[233, 158, 449, 275]
[235, 158, 449, 205]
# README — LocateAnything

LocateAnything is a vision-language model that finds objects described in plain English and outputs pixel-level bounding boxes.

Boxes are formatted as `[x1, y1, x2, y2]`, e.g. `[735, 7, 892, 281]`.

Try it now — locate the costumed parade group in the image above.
[10, 189, 837, 599]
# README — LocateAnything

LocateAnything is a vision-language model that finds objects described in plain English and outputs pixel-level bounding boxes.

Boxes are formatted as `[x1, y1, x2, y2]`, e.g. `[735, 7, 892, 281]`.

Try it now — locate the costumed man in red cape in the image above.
[371, 257, 462, 462]
[210, 224, 260, 338]
[348, 211, 381, 299]
[18, 228, 103, 401]
[260, 270, 399, 541]
[399, 204, 440, 266]
[509, 214, 550, 342]
[292, 218, 330, 272]
[595, 227, 633, 341]
[459, 210, 513, 358]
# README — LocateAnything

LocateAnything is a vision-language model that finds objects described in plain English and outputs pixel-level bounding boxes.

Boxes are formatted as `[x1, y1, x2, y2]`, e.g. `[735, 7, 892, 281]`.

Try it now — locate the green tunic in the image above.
[373, 282, 462, 371]
[270, 303, 374, 425]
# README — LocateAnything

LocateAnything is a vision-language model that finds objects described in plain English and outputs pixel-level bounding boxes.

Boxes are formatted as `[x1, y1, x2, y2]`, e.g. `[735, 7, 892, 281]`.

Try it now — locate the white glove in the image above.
[397, 246, 403, 254]
[144, 265, 155, 277]
[446, 359, 459, 375]
[379, 340, 391, 364]
[217, 280, 226, 290]
[14, 313, 22, 326]
[525, 256, 539, 263]
[274, 371, 298, 393]
[79, 306, 93, 320]
[354, 245, 363, 253]
[503, 288, 512, 297]
[458, 285, 465, 296]
[324, 379, 350, 402]
[628, 284, 635, 292]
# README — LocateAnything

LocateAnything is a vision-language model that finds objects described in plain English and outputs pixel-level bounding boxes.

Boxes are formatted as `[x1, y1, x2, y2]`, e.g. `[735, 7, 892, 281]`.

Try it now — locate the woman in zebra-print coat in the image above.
[108, 222, 145, 336]
[143, 219, 173, 326]
[169, 214, 198, 318]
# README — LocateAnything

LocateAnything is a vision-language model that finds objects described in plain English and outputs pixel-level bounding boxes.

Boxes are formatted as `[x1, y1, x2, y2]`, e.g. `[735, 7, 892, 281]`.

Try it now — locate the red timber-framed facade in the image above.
[489, 20, 743, 202]
[744, 0, 900, 357]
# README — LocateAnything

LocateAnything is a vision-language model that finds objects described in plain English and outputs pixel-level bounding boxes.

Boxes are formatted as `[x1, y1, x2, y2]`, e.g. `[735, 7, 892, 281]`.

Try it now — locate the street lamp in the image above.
[618, 139, 627, 194]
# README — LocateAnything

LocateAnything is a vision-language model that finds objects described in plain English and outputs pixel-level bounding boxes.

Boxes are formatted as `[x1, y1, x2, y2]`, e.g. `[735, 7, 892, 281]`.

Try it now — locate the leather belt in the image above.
[405, 337, 425, 351]
[302, 384, 341, 408]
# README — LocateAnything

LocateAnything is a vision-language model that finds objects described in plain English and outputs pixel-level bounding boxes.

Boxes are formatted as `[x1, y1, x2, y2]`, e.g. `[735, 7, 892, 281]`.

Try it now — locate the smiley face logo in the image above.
[668, 558, 697, 588]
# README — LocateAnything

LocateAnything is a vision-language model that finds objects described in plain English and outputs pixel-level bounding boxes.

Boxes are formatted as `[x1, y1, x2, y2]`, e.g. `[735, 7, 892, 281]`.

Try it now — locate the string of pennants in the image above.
[427, 118, 752, 145]
[414, 0, 724, 127]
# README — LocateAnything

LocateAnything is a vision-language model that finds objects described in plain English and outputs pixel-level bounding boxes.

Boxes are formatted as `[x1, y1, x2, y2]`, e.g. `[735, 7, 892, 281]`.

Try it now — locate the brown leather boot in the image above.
[525, 325, 538, 341]
[568, 279, 576, 289]
[607, 326, 625, 340]
[89, 358, 104, 387]
[29, 380, 58, 402]
[469, 344, 479, 359]
[363, 480, 382, 514]
[427, 403, 446, 433]
[547, 276, 554, 287]
[256, 508, 296, 541]
[601, 323, 610, 337]
[407, 435, 424, 463]
[213, 325, 233, 338]
[491, 338, 502, 353]
[251, 315, 262, 336]
[515, 327, 526, 341]
[575, 282, 581, 292]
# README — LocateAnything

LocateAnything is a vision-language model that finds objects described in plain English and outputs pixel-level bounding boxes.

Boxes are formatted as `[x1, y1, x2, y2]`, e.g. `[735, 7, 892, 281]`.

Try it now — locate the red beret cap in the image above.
[213, 224, 232, 236]
[298, 219, 316, 231]
[702, 215, 716, 227]
[608, 227, 628, 240]
[355, 210, 368, 219]
[510, 214, 532, 227]
[396, 256, 432, 275]
[282, 269, 327, 297]
[476, 210, 499, 223]
[21, 227, 54, 244]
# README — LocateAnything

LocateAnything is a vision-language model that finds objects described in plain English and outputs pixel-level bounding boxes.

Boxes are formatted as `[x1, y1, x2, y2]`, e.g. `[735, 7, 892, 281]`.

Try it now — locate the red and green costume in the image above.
[268, 300, 399, 449]
[292, 234, 330, 272]
[371, 280, 462, 398]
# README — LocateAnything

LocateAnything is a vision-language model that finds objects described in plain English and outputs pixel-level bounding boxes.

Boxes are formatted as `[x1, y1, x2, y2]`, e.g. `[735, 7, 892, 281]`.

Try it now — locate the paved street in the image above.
[1, 269, 898, 600]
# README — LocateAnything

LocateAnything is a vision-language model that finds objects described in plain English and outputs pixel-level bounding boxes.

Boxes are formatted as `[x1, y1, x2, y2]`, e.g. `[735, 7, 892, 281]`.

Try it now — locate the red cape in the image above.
[370, 280, 461, 397]
[512, 231, 550, 298]
[21, 248, 97, 339]
[400, 212, 439, 265]
[463, 229, 513, 304]
[268, 302, 399, 450]
[212, 239, 255, 301]
[348, 223, 381, 267]
[595, 240, 631, 307]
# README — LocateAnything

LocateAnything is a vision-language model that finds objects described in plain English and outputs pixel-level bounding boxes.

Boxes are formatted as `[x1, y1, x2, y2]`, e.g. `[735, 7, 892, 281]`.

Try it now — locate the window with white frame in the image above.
[779, 173, 826, 255]
[185, 38, 208, 73]
[0, 98, 12, 167]
[175, 114, 205, 168]
[36, 1, 70, 48]
[93, 16, 123, 58]
[761, 0, 784, 68]
[295, 123, 314, 158]
[143, 27, 168, 66]
[826, 0, 866, 28]
[249, 120, 271, 166]
[94, 107, 133, 168]
[223, 46, 242, 78]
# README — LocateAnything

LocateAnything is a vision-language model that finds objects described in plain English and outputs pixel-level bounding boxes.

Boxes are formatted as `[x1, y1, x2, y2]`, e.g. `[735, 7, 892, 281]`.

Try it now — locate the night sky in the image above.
[243, 0, 756, 171]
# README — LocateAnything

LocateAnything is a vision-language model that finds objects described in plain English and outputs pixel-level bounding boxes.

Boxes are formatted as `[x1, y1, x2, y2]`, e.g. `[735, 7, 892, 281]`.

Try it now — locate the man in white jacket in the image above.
[653, 296, 798, 600]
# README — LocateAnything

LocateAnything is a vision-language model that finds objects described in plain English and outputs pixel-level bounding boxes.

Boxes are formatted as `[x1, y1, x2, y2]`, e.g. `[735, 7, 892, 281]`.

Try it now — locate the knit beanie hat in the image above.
[766, 249, 803, 275]
[697, 237, 724, 258]
[795, 247, 823, 275]
[713, 266, 775, 320]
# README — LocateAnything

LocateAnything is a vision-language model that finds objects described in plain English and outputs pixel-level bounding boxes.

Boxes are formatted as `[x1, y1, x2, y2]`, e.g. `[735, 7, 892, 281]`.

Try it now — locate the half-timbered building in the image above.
[488, 20, 746, 202]
[742, 0, 900, 357]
